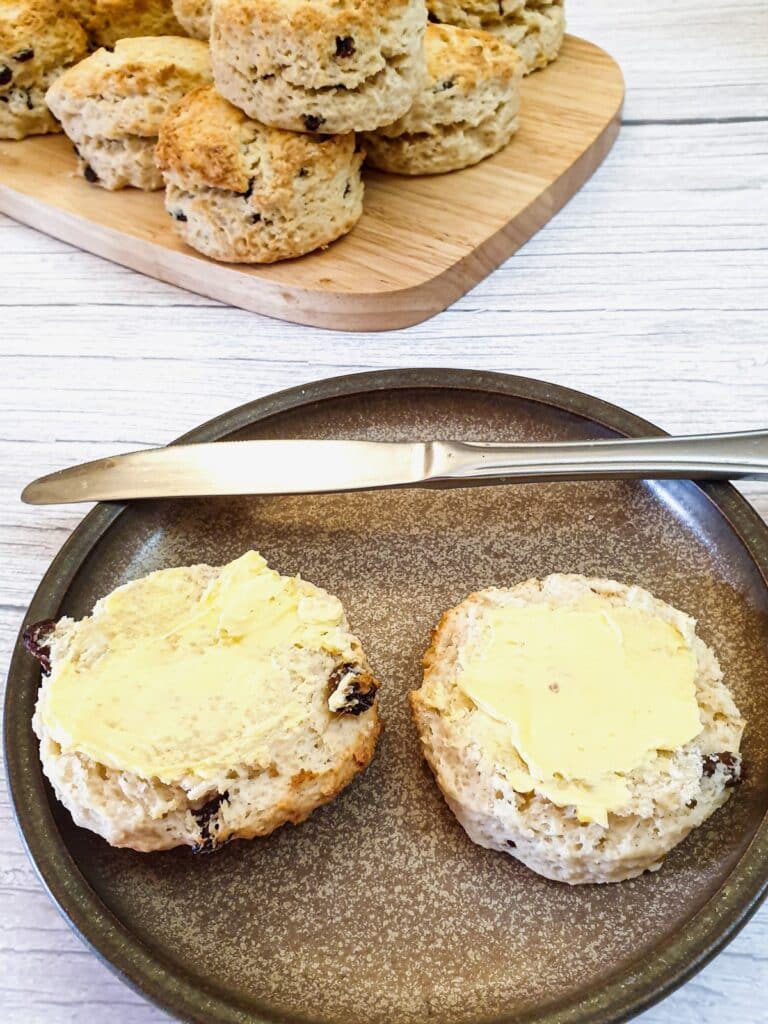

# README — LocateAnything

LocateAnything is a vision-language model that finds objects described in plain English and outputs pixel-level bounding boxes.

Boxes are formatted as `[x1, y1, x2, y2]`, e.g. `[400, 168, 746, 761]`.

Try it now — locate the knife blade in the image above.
[21, 431, 768, 505]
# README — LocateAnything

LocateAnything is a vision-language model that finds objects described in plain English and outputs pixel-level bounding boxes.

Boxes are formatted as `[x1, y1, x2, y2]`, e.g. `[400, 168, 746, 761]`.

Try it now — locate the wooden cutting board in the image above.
[0, 36, 623, 332]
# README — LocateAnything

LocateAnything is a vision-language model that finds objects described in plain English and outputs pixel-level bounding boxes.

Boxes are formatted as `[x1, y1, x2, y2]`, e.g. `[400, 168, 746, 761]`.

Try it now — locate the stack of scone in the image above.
[152, 0, 433, 262]
[2, 0, 566, 263]
[1, 1, 201, 145]
[169, 0, 565, 74]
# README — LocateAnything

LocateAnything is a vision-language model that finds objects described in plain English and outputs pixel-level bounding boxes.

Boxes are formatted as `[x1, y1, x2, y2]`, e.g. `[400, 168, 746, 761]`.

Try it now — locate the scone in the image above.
[25, 550, 381, 853]
[156, 85, 364, 263]
[410, 575, 745, 884]
[45, 36, 211, 190]
[172, 0, 211, 38]
[491, 2, 564, 73]
[67, 0, 186, 48]
[210, 0, 428, 133]
[427, 0, 565, 74]
[363, 23, 522, 175]
[0, 0, 89, 140]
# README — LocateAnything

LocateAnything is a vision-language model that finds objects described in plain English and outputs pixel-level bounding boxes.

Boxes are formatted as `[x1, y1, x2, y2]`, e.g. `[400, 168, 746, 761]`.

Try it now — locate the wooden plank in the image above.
[569, 0, 768, 122]
[0, 37, 624, 331]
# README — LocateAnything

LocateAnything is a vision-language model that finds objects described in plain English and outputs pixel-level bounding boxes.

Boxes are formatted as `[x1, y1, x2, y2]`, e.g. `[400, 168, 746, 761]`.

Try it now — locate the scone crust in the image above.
[210, 0, 428, 133]
[410, 575, 745, 884]
[427, 0, 556, 30]
[31, 561, 382, 852]
[172, 0, 211, 38]
[157, 86, 364, 262]
[44, 36, 211, 189]
[363, 23, 522, 174]
[0, 0, 89, 139]
[157, 85, 357, 193]
[67, 0, 186, 48]
[73, 136, 165, 190]
[427, 0, 565, 74]
[489, 2, 565, 73]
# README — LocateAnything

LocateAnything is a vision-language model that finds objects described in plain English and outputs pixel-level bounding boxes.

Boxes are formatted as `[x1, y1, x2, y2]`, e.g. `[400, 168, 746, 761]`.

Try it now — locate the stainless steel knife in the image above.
[20, 430, 768, 505]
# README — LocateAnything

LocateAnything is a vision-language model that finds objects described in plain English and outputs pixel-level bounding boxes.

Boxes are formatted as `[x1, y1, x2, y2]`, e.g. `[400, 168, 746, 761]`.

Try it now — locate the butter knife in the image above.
[20, 430, 768, 505]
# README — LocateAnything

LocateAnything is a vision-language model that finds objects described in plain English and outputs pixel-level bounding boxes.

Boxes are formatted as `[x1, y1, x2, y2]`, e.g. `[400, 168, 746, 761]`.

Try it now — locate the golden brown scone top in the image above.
[424, 22, 522, 92]
[67, 0, 186, 47]
[214, 0, 420, 38]
[0, 0, 89, 73]
[46, 36, 211, 104]
[156, 85, 359, 197]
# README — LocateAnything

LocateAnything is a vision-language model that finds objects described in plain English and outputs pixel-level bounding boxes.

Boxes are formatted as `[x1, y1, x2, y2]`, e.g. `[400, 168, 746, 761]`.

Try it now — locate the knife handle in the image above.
[429, 430, 768, 484]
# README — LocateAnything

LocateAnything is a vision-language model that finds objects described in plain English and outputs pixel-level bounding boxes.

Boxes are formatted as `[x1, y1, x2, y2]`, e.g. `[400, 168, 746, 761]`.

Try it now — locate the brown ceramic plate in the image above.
[6, 369, 768, 1024]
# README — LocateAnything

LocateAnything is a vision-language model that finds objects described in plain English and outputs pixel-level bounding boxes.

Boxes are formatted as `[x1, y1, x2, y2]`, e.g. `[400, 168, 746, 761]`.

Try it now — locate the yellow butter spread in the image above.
[40, 551, 354, 782]
[457, 601, 702, 825]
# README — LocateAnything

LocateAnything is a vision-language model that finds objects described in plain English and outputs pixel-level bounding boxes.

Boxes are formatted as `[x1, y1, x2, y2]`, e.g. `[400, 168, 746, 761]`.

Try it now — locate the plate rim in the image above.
[5, 367, 768, 1024]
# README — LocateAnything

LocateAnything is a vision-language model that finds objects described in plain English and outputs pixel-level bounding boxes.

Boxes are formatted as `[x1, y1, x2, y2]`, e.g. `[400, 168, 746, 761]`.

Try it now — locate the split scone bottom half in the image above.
[427, 0, 565, 75]
[210, 0, 428, 134]
[363, 22, 523, 175]
[410, 575, 745, 884]
[0, 0, 89, 140]
[156, 86, 365, 263]
[45, 37, 212, 191]
[25, 551, 381, 853]
[66, 0, 186, 49]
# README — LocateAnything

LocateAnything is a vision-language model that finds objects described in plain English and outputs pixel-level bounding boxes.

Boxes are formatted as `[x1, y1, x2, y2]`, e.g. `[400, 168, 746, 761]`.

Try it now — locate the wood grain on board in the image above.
[0, 36, 624, 331]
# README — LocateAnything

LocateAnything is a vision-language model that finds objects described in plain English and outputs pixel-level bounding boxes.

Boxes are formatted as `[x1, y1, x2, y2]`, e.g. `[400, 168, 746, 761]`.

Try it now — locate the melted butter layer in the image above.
[457, 600, 702, 825]
[41, 551, 354, 782]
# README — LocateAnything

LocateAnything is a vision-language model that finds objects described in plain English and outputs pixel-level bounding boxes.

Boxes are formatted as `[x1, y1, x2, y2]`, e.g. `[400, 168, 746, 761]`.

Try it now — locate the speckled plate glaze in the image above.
[6, 369, 768, 1024]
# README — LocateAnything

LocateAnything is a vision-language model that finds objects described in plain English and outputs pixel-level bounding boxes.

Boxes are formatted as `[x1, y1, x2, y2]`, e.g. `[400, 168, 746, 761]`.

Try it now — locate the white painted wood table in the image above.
[1, 1, 767, 1020]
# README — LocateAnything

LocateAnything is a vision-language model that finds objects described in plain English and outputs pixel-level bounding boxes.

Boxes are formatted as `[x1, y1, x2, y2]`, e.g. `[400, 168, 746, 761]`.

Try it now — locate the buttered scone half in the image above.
[172, 0, 211, 39]
[156, 86, 364, 262]
[25, 551, 381, 853]
[67, 0, 186, 48]
[410, 575, 745, 884]
[0, 0, 89, 140]
[46, 36, 212, 190]
[210, 0, 428, 133]
[363, 23, 522, 175]
[427, 0, 565, 74]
